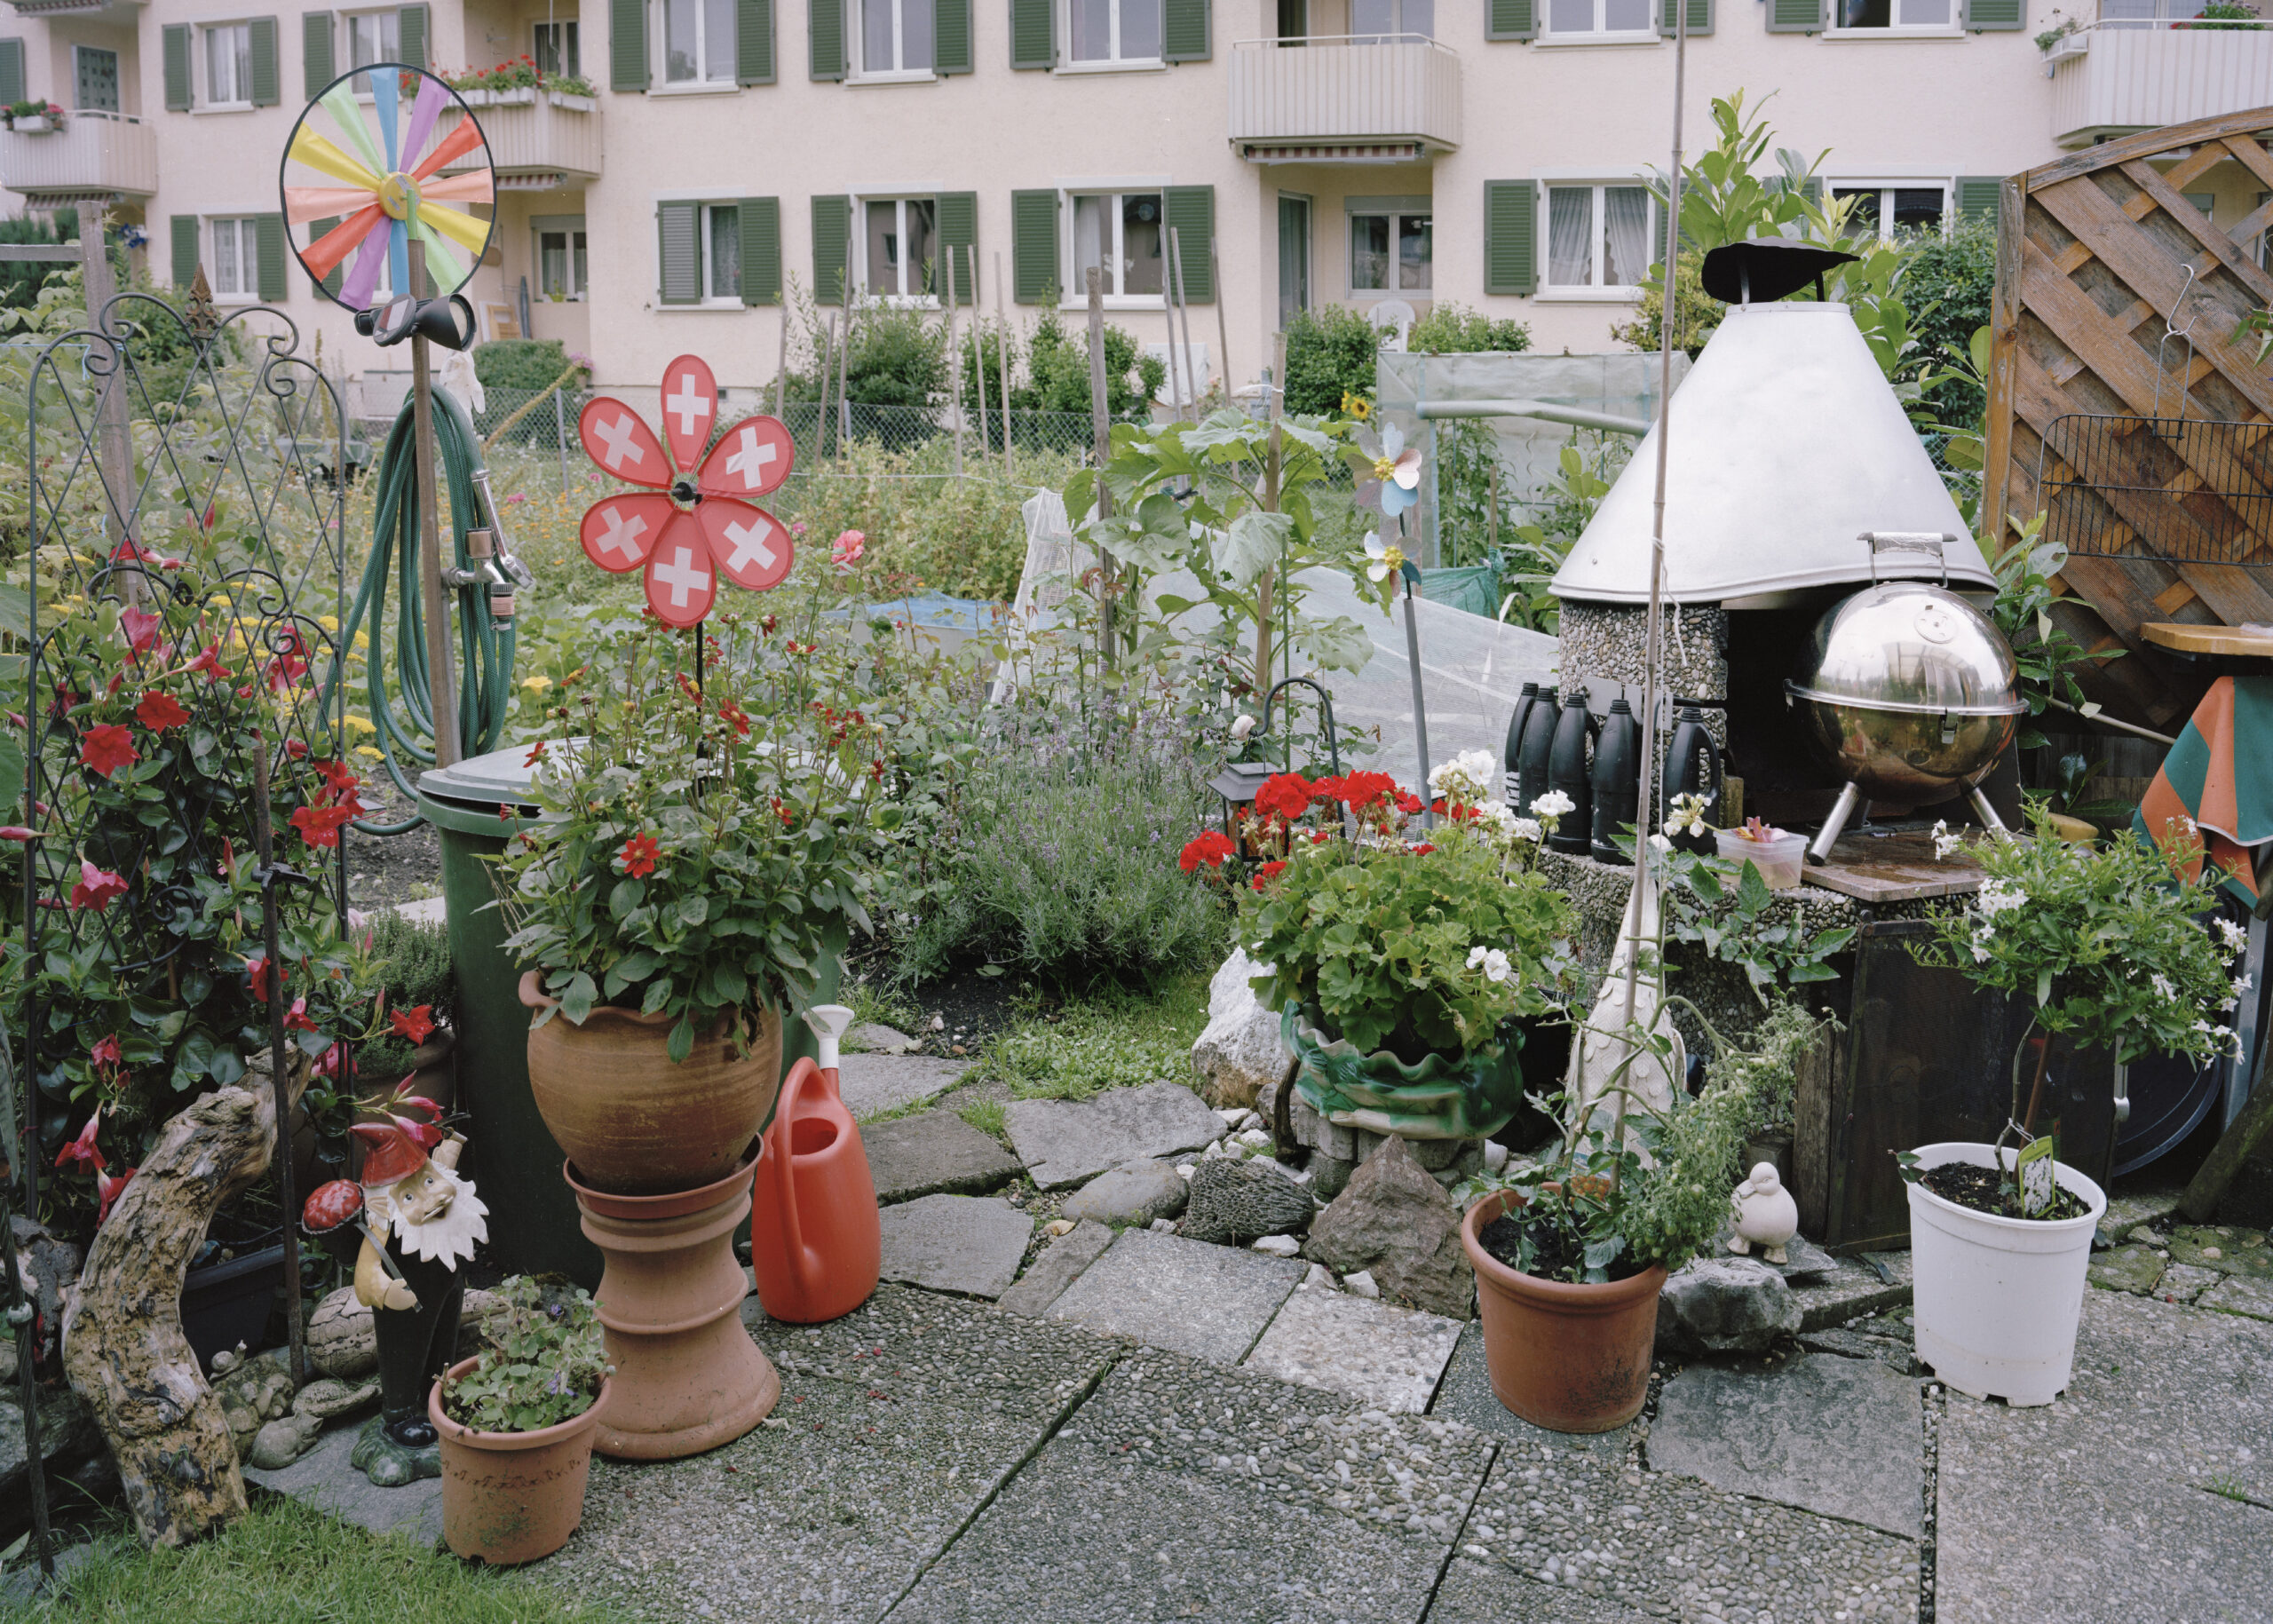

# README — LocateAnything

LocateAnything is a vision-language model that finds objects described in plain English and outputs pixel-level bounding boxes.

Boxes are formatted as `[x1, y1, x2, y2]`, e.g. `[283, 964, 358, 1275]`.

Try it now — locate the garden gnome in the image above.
[344, 1122, 487, 1485]
[1728, 1162, 1800, 1265]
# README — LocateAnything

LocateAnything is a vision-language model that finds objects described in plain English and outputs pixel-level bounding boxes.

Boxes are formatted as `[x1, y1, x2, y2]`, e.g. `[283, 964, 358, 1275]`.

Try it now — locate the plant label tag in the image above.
[2016, 1134, 2057, 1216]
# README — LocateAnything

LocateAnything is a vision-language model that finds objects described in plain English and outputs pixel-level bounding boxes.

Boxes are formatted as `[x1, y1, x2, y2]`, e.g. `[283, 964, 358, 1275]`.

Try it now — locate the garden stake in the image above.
[994, 251, 1014, 479]
[408, 241, 463, 768]
[969, 249, 990, 467]
[1168, 225, 1199, 422]
[1255, 331, 1285, 693]
[816, 309, 838, 463]
[1212, 237, 1232, 410]
[554, 387, 568, 492]
[1158, 250, 1185, 427]
[944, 247, 965, 477]
[1399, 558, 1434, 830]
[0, 1020, 54, 1585]
[1085, 267, 1115, 664]
[773, 298, 790, 424]
[10, 560, 52, 1586]
[837, 216, 856, 457]
[251, 741, 311, 1391]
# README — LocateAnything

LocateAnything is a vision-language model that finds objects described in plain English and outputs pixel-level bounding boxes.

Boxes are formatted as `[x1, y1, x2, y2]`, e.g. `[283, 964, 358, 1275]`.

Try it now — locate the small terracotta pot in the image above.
[431, 1358, 608, 1565]
[520, 971, 780, 1196]
[1461, 1189, 1665, 1434]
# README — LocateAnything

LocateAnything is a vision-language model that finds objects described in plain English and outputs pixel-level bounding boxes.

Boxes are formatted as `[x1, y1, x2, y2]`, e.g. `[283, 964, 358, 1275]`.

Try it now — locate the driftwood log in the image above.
[60, 1077, 289, 1547]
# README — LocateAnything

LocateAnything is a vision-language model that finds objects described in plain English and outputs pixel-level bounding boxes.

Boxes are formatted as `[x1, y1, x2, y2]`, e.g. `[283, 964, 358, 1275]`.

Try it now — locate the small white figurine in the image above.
[1728, 1162, 1801, 1265]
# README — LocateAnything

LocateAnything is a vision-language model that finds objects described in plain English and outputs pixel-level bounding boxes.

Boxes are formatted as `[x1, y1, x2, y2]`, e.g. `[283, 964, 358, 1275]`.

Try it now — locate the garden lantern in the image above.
[1208, 760, 1279, 851]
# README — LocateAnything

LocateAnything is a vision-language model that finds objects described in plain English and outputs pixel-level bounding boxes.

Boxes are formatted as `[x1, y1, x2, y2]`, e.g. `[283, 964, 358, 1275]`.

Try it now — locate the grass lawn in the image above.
[976, 970, 1213, 1103]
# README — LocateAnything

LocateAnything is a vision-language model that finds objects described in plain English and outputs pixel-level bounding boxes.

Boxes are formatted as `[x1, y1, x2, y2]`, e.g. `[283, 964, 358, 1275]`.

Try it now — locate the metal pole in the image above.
[836, 216, 855, 456]
[1400, 561, 1433, 829]
[80, 214, 144, 609]
[1085, 266, 1114, 662]
[408, 241, 463, 766]
[944, 247, 965, 477]
[251, 744, 307, 1391]
[994, 250, 1013, 480]
[816, 308, 838, 462]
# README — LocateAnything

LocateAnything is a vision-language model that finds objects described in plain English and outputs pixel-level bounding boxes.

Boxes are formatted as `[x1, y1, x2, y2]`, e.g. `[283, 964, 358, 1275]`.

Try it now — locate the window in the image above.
[75, 45, 120, 112]
[538, 225, 589, 299]
[1545, 184, 1651, 291]
[857, 0, 933, 75]
[204, 23, 252, 106]
[662, 0, 736, 83]
[1072, 193, 1162, 299]
[345, 10, 400, 68]
[861, 198, 935, 297]
[704, 204, 741, 301]
[2103, 0, 2212, 24]
[1834, 0, 1952, 27]
[1542, 0, 1651, 34]
[1832, 185, 1947, 242]
[534, 19, 582, 76]
[1071, 0, 1161, 60]
[210, 218, 258, 298]
[1350, 210, 1430, 293]
[1350, 0, 1434, 37]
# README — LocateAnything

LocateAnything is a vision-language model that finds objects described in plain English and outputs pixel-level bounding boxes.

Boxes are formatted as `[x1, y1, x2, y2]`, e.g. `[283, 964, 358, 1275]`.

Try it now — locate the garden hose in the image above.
[328, 384, 527, 834]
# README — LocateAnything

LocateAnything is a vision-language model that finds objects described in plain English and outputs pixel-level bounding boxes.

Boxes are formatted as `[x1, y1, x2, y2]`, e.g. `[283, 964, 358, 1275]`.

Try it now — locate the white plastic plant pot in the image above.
[1905, 1140, 2106, 1407]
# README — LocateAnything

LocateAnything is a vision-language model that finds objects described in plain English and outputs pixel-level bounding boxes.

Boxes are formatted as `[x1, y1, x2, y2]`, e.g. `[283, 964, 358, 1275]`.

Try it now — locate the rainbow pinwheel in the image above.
[577, 355, 799, 627]
[280, 64, 495, 311]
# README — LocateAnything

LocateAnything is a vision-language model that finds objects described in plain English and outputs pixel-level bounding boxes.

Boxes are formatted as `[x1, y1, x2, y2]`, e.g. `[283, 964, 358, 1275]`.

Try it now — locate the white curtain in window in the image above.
[1073, 196, 1107, 294]
[1603, 186, 1651, 289]
[1548, 187, 1591, 287]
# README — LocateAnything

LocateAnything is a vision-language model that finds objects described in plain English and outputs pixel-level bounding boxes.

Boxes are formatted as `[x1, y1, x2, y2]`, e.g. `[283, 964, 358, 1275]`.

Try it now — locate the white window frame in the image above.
[699, 202, 741, 305]
[1347, 209, 1432, 297]
[1061, 0, 1166, 70]
[1538, 179, 1654, 302]
[1535, 0, 1654, 43]
[74, 44, 121, 112]
[201, 22, 253, 110]
[856, 195, 941, 305]
[1059, 184, 1169, 311]
[210, 216, 259, 303]
[533, 18, 582, 76]
[1826, 179, 1952, 242]
[535, 218, 589, 301]
[650, 194, 744, 308]
[850, 0, 935, 80]
[343, 9, 400, 69]
[1824, 0, 1962, 36]
[654, 0, 738, 92]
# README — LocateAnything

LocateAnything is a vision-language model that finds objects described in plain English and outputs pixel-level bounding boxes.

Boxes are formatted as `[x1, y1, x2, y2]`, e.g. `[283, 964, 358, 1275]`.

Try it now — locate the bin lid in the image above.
[417, 738, 583, 811]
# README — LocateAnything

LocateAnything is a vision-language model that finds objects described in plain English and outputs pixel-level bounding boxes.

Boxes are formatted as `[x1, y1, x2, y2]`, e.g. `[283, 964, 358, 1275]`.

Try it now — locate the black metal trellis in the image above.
[2037, 411, 2273, 571]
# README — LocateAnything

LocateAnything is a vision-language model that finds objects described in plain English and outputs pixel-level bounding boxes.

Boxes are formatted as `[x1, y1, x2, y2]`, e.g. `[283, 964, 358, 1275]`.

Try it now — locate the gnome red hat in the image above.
[352, 1121, 427, 1186]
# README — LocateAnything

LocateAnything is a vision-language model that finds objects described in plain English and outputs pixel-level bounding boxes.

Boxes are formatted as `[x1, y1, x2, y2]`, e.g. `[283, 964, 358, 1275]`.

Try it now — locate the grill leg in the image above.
[1968, 785, 2013, 840]
[1807, 781, 1864, 866]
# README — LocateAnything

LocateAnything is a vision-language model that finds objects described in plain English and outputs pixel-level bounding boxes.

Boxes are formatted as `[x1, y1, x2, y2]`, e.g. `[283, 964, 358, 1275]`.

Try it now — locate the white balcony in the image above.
[1229, 36, 1461, 162]
[0, 110, 157, 200]
[2047, 23, 2273, 148]
[439, 91, 601, 188]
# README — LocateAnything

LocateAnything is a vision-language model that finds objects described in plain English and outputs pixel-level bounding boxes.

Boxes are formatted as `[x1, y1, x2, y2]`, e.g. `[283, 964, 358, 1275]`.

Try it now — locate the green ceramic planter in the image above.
[1283, 1005, 1524, 1142]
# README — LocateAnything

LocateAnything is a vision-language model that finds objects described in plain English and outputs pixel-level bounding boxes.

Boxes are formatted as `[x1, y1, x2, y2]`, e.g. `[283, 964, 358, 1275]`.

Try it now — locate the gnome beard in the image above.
[369, 1157, 488, 1270]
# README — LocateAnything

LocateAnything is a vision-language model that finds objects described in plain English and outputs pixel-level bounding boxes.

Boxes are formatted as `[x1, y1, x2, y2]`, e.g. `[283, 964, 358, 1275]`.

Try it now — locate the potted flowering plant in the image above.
[4, 100, 65, 132]
[432, 1274, 612, 1565]
[496, 614, 889, 1198]
[1902, 809, 2246, 1405]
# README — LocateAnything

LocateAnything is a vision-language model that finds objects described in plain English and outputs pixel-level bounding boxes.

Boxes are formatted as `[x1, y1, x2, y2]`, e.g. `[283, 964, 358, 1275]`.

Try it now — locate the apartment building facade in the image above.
[4, 0, 2271, 395]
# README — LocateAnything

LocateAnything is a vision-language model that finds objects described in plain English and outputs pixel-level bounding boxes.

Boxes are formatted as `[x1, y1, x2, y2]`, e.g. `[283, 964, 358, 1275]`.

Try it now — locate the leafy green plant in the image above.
[1659, 850, 1857, 1002]
[439, 1275, 610, 1434]
[1407, 302, 1532, 355]
[351, 912, 458, 1085]
[980, 973, 1212, 1100]
[1988, 514, 2123, 749]
[1607, 258, 1720, 359]
[1282, 305, 1382, 417]
[1706, 998, 1829, 1140]
[471, 339, 589, 392]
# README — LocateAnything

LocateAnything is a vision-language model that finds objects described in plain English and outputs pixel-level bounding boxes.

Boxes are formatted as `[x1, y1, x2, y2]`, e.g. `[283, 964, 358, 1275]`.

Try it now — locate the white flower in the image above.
[1666, 792, 1710, 839]
[2151, 972, 2176, 1002]
[1467, 945, 1514, 984]
[1230, 714, 1258, 741]
[1976, 880, 2028, 918]
[1510, 817, 1544, 844]
[1648, 832, 1673, 853]
[1970, 924, 1994, 962]
[1531, 790, 1575, 820]
[1931, 819, 1964, 861]
[1430, 749, 1499, 807]
[2217, 918, 2248, 957]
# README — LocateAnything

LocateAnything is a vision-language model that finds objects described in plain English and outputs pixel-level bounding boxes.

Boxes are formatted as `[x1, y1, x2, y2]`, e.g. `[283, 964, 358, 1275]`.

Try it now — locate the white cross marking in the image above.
[721, 514, 777, 574]
[666, 373, 713, 439]
[594, 508, 648, 561]
[595, 412, 647, 472]
[723, 424, 778, 489]
[653, 544, 711, 609]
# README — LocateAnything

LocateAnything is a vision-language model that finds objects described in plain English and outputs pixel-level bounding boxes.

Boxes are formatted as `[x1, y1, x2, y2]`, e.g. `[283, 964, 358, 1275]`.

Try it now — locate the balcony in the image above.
[0, 111, 157, 200]
[1229, 36, 1461, 163]
[438, 91, 601, 189]
[2047, 22, 2273, 148]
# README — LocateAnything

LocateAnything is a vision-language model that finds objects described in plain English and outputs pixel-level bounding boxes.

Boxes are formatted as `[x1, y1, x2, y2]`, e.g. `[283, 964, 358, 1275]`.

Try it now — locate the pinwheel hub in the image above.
[377, 172, 419, 221]
[671, 477, 700, 507]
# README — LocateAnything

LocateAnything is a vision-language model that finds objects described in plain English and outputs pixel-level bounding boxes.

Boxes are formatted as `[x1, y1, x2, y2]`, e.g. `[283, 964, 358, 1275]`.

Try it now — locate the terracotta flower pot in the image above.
[430, 1358, 608, 1565]
[1461, 1189, 1665, 1434]
[520, 971, 780, 1196]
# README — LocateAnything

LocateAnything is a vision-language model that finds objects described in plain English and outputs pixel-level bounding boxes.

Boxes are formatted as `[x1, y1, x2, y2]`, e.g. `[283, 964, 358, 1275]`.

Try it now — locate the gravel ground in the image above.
[345, 775, 443, 910]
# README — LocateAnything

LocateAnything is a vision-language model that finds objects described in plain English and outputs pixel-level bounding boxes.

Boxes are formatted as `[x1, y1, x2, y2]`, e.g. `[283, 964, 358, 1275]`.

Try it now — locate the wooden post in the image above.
[1086, 266, 1114, 662]
[1168, 225, 1200, 421]
[772, 298, 790, 423]
[249, 743, 306, 1392]
[408, 242, 462, 766]
[969, 249, 990, 469]
[1212, 237, 1232, 413]
[1255, 329, 1285, 693]
[836, 218, 855, 458]
[816, 308, 838, 460]
[943, 248, 965, 476]
[1157, 259, 1185, 426]
[994, 250, 1014, 481]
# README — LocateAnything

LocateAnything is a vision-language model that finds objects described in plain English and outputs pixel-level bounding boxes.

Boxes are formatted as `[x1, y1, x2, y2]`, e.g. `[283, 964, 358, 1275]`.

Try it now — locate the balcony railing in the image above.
[1229, 36, 1461, 162]
[439, 91, 601, 186]
[0, 110, 157, 198]
[2047, 21, 2273, 147]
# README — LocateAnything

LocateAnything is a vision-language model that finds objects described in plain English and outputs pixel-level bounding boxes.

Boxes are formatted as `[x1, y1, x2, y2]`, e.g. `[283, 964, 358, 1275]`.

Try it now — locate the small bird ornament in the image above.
[1728, 1162, 1801, 1265]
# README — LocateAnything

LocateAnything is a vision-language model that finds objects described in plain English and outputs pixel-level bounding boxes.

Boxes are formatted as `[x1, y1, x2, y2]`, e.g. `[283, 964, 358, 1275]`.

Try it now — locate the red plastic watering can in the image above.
[749, 1004, 881, 1323]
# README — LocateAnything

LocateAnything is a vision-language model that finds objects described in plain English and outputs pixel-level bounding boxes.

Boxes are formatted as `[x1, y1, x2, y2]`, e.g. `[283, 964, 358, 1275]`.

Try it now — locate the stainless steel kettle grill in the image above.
[1784, 533, 2028, 863]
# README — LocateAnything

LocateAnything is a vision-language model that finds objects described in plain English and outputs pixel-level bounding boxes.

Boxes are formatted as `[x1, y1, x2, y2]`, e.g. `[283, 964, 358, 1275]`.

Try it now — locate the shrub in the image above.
[1283, 305, 1381, 416]
[472, 338, 586, 392]
[1608, 258, 1720, 359]
[1408, 302, 1532, 354]
[351, 912, 458, 1088]
[1901, 216, 1997, 433]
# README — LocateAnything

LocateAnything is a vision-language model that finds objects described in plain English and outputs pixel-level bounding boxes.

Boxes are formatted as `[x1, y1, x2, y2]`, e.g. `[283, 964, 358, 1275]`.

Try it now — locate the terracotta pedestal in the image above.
[566, 1152, 780, 1460]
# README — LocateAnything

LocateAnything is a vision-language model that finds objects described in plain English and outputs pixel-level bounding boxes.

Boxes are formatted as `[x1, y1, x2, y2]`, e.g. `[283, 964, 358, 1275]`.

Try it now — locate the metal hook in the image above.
[2154, 263, 2203, 424]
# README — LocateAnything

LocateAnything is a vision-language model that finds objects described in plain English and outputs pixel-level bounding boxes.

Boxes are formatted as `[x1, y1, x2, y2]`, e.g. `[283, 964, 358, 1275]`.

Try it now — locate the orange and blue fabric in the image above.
[2134, 675, 2273, 914]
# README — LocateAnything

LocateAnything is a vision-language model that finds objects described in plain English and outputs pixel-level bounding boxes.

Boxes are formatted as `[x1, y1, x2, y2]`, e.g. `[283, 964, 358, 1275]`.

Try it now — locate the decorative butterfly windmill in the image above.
[577, 356, 798, 627]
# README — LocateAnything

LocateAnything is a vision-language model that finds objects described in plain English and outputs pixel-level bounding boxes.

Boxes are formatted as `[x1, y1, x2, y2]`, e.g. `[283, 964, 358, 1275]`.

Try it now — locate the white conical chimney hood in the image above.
[1550, 301, 1992, 605]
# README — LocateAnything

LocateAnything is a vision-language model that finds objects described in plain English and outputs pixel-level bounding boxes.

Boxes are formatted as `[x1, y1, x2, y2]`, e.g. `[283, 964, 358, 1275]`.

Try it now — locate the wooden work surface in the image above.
[1802, 828, 1987, 904]
[2141, 621, 2273, 658]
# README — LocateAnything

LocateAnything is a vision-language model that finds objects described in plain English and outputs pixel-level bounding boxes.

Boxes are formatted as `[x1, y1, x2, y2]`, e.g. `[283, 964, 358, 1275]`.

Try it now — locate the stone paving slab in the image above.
[1426, 1319, 1630, 1465]
[877, 1195, 1034, 1299]
[862, 1109, 1022, 1204]
[1787, 1248, 1914, 1334]
[2198, 1271, 2273, 1321]
[1005, 1081, 1224, 1190]
[240, 1418, 441, 1546]
[839, 1053, 968, 1120]
[995, 1218, 1116, 1318]
[1044, 1227, 1303, 1365]
[1646, 1352, 1924, 1538]
[1240, 1279, 1462, 1414]
[1427, 1558, 1661, 1624]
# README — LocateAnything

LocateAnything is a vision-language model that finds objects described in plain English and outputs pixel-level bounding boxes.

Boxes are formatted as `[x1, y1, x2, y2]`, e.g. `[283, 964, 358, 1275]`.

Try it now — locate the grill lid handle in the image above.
[1862, 531, 1954, 588]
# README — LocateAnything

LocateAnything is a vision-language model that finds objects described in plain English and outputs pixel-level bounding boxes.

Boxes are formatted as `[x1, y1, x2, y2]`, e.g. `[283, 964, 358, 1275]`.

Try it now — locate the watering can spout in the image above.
[805, 1004, 856, 1073]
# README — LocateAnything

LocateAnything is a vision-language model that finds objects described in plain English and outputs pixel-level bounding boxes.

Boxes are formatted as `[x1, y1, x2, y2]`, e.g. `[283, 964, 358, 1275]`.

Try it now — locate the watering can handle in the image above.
[769, 1058, 820, 1294]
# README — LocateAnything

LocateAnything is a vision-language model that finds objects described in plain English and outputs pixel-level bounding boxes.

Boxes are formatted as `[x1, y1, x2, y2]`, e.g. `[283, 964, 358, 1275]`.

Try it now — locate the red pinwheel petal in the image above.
[642, 512, 717, 628]
[577, 397, 670, 488]
[657, 354, 718, 476]
[696, 499, 795, 593]
[580, 492, 674, 574]
[696, 414, 795, 500]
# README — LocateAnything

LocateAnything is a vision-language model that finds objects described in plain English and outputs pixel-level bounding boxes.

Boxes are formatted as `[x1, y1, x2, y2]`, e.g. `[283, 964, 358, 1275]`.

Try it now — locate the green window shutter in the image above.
[1010, 0, 1054, 67]
[1484, 179, 1536, 297]
[737, 0, 775, 82]
[935, 0, 973, 71]
[398, 4, 429, 67]
[810, 0, 845, 79]
[170, 216, 199, 287]
[611, 0, 649, 88]
[163, 25, 193, 109]
[658, 201, 701, 305]
[303, 12, 335, 96]
[256, 213, 288, 301]
[937, 191, 978, 303]
[1010, 187, 1057, 304]
[1163, 0, 1209, 60]
[248, 17, 281, 106]
[1659, 0, 1711, 32]
[1485, 0, 1534, 40]
[740, 197, 781, 304]
[1766, 0, 1821, 28]
[0, 41, 23, 107]
[1962, 0, 2024, 25]
[1164, 186, 1214, 302]
[1955, 176, 2003, 223]
[313, 216, 344, 296]
[812, 194, 851, 305]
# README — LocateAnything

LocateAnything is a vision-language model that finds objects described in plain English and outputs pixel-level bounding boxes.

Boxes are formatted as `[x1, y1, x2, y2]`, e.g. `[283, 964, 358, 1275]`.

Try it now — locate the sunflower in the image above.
[1341, 392, 1374, 422]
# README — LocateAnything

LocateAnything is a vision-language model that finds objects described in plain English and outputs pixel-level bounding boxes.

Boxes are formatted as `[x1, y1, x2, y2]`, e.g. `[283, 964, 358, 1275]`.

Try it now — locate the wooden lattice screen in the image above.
[1983, 108, 2273, 731]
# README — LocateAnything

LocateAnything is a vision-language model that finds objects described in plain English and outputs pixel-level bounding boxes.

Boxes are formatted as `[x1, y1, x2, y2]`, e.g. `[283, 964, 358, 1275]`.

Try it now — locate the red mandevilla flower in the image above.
[246, 954, 280, 1002]
[619, 831, 661, 878]
[96, 1166, 137, 1225]
[290, 804, 356, 848]
[53, 1113, 104, 1176]
[119, 606, 162, 655]
[1179, 830, 1235, 873]
[79, 724, 137, 779]
[389, 1004, 437, 1045]
[283, 996, 321, 1034]
[68, 860, 129, 912]
[184, 644, 231, 681]
[90, 1034, 122, 1070]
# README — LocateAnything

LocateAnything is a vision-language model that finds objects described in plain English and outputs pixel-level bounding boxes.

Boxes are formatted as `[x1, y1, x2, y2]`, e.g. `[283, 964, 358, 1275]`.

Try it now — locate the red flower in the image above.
[1394, 790, 1423, 815]
[78, 724, 137, 779]
[119, 606, 162, 654]
[289, 803, 356, 848]
[1339, 772, 1398, 809]
[90, 1034, 122, 1070]
[619, 832, 661, 878]
[832, 529, 867, 569]
[525, 740, 549, 767]
[68, 860, 128, 912]
[1411, 843, 1437, 856]
[1311, 829, 1333, 844]
[498, 803, 516, 822]
[1253, 774, 1315, 824]
[718, 703, 751, 738]
[0, 827, 38, 843]
[184, 644, 231, 681]
[1249, 860, 1288, 891]
[246, 954, 280, 1001]
[95, 1167, 136, 1226]
[1179, 830, 1235, 873]
[53, 1113, 104, 1176]
[283, 996, 321, 1034]
[389, 1004, 437, 1045]
[285, 738, 309, 759]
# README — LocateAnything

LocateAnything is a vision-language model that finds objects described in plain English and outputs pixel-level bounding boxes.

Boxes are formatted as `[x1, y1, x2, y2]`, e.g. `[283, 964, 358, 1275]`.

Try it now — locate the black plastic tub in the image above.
[181, 1239, 284, 1373]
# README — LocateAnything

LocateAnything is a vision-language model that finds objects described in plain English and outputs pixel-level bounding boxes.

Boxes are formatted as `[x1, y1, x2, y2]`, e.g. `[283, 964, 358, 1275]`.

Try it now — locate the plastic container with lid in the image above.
[1715, 826, 1808, 890]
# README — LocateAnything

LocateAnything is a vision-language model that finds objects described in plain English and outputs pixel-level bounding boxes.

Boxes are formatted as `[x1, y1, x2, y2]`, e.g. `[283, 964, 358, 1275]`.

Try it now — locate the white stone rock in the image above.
[1483, 1140, 1509, 1174]
[1342, 1269, 1381, 1299]
[1304, 1263, 1335, 1289]
[1176, 1162, 1196, 1180]
[1215, 1107, 1248, 1127]
[1191, 948, 1295, 1111]
[1237, 1112, 1265, 1132]
[1148, 1217, 1178, 1232]
[1237, 1128, 1272, 1149]
[1252, 1235, 1303, 1256]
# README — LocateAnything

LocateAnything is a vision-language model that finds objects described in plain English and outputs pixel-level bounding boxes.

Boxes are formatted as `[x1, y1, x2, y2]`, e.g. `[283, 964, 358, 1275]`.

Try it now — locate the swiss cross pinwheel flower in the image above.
[576, 353, 798, 627]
